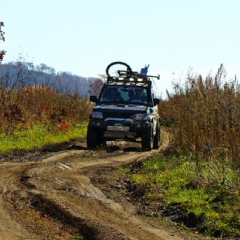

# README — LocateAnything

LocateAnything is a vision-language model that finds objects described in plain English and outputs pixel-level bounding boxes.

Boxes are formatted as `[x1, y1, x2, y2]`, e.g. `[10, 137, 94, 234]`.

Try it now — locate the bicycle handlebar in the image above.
[116, 70, 160, 80]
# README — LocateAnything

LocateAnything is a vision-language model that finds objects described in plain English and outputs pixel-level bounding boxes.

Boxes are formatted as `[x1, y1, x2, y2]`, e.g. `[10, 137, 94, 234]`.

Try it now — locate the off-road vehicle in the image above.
[87, 61, 161, 150]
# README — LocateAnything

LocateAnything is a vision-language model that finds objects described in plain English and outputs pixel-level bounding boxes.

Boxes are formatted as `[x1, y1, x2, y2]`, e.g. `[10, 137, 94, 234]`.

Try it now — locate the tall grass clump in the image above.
[0, 84, 92, 134]
[150, 64, 240, 238]
[160, 64, 240, 168]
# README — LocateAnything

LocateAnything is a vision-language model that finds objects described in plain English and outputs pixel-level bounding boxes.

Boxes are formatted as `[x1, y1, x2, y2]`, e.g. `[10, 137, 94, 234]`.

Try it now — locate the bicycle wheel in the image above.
[106, 61, 132, 77]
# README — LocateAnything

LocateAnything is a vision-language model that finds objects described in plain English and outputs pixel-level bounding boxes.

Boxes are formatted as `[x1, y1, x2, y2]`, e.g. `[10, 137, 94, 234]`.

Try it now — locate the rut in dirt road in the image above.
[0, 138, 196, 240]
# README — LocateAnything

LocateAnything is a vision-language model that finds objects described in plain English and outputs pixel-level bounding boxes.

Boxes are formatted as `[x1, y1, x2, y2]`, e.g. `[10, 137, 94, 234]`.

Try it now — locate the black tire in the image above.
[153, 123, 161, 149]
[106, 61, 132, 77]
[98, 139, 107, 148]
[141, 124, 154, 151]
[87, 127, 98, 148]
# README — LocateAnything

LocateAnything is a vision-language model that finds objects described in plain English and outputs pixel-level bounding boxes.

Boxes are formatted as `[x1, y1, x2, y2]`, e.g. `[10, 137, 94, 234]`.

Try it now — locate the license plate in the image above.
[107, 126, 129, 131]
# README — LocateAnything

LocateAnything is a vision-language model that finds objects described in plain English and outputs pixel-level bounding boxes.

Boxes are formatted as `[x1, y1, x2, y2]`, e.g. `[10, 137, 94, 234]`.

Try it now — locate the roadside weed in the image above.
[0, 123, 87, 154]
[125, 154, 240, 238]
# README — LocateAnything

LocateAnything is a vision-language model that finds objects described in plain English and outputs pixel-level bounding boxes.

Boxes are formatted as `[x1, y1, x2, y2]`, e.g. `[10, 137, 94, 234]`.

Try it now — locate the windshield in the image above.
[99, 85, 151, 105]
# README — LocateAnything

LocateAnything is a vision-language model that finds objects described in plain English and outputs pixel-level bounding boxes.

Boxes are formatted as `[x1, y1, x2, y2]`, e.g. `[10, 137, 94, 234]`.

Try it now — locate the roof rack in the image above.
[107, 71, 160, 84]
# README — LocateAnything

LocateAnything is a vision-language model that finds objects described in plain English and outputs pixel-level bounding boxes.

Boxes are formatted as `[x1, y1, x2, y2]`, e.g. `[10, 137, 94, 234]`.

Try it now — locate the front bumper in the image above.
[88, 117, 150, 139]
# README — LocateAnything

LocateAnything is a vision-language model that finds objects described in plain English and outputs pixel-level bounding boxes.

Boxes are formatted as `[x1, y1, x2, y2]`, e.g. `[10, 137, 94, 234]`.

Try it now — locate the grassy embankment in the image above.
[0, 83, 92, 154]
[0, 123, 88, 154]
[123, 65, 240, 239]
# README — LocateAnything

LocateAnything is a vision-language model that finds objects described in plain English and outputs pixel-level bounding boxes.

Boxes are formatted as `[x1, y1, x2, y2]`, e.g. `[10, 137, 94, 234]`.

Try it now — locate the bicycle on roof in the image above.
[105, 61, 160, 83]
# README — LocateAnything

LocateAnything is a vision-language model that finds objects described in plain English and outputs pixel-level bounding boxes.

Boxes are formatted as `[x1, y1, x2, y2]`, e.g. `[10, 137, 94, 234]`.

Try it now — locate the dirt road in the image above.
[0, 137, 202, 240]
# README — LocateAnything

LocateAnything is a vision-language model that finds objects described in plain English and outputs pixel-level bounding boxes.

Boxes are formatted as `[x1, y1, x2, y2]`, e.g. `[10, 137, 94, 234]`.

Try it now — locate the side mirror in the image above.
[153, 98, 160, 106]
[90, 95, 98, 102]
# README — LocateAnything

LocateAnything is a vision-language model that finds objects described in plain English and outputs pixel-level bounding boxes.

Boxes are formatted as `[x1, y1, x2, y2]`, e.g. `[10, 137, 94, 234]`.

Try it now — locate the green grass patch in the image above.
[0, 122, 88, 154]
[124, 154, 240, 238]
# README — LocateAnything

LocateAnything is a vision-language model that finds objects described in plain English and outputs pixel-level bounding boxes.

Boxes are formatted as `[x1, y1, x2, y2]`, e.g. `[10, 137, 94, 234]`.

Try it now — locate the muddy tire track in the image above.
[0, 136, 197, 240]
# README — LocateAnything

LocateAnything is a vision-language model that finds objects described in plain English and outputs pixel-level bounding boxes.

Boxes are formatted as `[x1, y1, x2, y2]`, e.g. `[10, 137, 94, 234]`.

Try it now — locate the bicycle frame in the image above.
[116, 70, 160, 80]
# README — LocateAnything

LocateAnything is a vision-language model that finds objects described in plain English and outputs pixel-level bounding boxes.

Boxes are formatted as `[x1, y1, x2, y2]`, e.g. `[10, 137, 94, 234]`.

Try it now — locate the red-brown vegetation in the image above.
[0, 83, 92, 135]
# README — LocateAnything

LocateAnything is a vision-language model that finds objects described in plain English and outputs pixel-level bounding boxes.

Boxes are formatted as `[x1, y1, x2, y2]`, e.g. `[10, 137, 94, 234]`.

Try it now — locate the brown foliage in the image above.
[159, 64, 240, 167]
[0, 84, 92, 134]
[88, 78, 104, 97]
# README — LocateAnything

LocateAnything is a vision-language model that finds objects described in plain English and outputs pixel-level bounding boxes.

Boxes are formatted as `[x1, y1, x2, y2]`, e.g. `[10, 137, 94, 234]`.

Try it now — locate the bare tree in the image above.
[0, 22, 6, 62]
[88, 78, 104, 97]
[88, 74, 106, 97]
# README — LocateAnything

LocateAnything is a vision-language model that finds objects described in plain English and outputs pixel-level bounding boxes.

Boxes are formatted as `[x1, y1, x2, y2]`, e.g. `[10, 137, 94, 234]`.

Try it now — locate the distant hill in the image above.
[0, 62, 99, 97]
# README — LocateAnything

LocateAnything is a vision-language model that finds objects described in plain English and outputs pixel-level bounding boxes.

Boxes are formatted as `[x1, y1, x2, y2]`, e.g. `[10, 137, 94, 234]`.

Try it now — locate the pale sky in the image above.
[1, 0, 240, 97]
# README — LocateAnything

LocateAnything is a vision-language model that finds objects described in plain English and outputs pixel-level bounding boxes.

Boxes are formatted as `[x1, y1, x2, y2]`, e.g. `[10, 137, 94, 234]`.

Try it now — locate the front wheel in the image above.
[87, 127, 99, 148]
[141, 124, 154, 151]
[153, 123, 161, 149]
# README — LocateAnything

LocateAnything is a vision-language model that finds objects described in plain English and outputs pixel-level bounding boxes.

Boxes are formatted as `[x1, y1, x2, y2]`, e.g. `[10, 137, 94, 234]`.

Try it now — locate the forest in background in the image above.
[0, 61, 99, 98]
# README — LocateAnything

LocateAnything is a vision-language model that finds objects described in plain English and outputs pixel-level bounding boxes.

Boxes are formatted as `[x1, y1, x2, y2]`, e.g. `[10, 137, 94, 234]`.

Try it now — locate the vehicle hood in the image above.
[93, 104, 147, 113]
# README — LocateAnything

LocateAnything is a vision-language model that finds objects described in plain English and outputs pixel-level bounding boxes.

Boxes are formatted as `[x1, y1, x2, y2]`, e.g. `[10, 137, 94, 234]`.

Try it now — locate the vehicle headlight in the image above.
[132, 113, 147, 120]
[92, 111, 103, 119]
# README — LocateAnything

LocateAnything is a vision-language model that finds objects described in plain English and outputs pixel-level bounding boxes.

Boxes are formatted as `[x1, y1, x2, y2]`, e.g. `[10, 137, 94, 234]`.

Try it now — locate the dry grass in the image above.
[159, 64, 240, 168]
[0, 85, 92, 135]
[157, 65, 240, 238]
